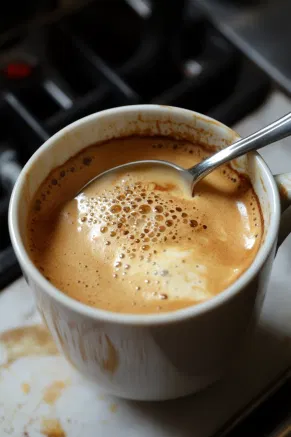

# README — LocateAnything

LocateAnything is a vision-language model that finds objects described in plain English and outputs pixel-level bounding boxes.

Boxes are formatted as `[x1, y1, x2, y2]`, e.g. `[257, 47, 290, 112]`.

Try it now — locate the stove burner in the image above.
[0, 0, 270, 289]
[2, 62, 33, 80]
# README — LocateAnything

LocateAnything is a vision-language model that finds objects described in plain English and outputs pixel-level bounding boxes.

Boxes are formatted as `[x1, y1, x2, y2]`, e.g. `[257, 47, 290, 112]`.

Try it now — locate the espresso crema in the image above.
[27, 137, 263, 314]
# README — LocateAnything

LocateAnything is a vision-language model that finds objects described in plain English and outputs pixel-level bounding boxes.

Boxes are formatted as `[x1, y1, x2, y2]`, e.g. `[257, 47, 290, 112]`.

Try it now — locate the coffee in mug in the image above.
[26, 136, 263, 314]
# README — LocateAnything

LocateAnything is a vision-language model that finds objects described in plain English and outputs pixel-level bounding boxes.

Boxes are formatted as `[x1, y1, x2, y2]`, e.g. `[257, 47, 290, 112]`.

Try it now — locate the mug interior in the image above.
[9, 105, 281, 324]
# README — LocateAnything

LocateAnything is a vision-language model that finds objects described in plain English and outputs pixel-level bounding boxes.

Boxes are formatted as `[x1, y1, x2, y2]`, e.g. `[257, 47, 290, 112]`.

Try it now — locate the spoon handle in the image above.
[189, 112, 291, 185]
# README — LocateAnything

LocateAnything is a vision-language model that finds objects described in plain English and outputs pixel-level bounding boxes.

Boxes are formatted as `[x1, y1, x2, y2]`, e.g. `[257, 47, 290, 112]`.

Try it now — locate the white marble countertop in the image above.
[1, 90, 291, 437]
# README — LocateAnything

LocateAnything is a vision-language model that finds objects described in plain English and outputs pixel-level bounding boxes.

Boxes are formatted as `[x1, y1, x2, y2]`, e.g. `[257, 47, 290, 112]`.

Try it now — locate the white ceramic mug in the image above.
[9, 105, 291, 401]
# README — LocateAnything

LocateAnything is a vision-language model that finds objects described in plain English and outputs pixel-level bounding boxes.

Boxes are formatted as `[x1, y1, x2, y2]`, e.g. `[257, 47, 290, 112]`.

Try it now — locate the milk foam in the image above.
[75, 165, 213, 302]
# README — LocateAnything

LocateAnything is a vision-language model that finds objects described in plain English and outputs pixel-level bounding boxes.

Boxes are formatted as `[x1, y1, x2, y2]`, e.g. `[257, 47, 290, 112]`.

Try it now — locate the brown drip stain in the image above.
[79, 338, 88, 362]
[21, 382, 31, 394]
[0, 325, 58, 368]
[43, 380, 67, 405]
[102, 335, 119, 374]
[260, 175, 267, 194]
[41, 418, 66, 437]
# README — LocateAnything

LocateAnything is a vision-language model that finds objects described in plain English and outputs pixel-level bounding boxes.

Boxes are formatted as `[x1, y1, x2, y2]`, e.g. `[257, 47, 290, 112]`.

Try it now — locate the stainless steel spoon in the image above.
[80, 112, 291, 195]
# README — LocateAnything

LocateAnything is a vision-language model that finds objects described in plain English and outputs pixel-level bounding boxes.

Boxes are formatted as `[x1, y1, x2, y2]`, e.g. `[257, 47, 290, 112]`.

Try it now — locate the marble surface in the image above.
[1, 90, 291, 437]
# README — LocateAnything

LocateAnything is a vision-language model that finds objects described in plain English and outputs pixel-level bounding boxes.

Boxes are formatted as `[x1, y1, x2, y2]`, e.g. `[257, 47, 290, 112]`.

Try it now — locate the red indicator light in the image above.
[3, 62, 32, 79]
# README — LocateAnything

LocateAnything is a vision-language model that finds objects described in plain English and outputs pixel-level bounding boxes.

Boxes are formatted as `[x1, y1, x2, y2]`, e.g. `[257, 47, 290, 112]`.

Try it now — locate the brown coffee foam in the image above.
[27, 137, 263, 314]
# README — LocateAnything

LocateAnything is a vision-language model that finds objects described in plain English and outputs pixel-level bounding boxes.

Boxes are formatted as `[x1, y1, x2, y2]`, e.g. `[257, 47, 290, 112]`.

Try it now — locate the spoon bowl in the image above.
[79, 159, 194, 196]
[79, 112, 291, 196]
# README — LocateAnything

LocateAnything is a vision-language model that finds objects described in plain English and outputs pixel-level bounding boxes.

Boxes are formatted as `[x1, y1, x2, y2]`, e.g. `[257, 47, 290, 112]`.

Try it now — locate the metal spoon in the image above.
[80, 112, 291, 195]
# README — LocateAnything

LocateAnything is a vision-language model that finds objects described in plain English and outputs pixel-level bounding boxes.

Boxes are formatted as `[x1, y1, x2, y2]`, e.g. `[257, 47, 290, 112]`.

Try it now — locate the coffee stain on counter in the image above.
[0, 325, 70, 437]
[41, 418, 66, 437]
[0, 325, 59, 368]
[43, 380, 68, 405]
[21, 382, 31, 394]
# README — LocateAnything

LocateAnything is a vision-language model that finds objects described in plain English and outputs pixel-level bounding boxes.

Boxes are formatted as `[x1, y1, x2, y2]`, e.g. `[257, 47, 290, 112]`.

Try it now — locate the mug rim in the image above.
[8, 104, 281, 326]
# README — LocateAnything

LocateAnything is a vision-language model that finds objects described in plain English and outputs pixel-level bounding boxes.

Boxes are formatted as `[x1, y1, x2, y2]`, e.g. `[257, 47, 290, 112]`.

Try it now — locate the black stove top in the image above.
[0, 0, 270, 289]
